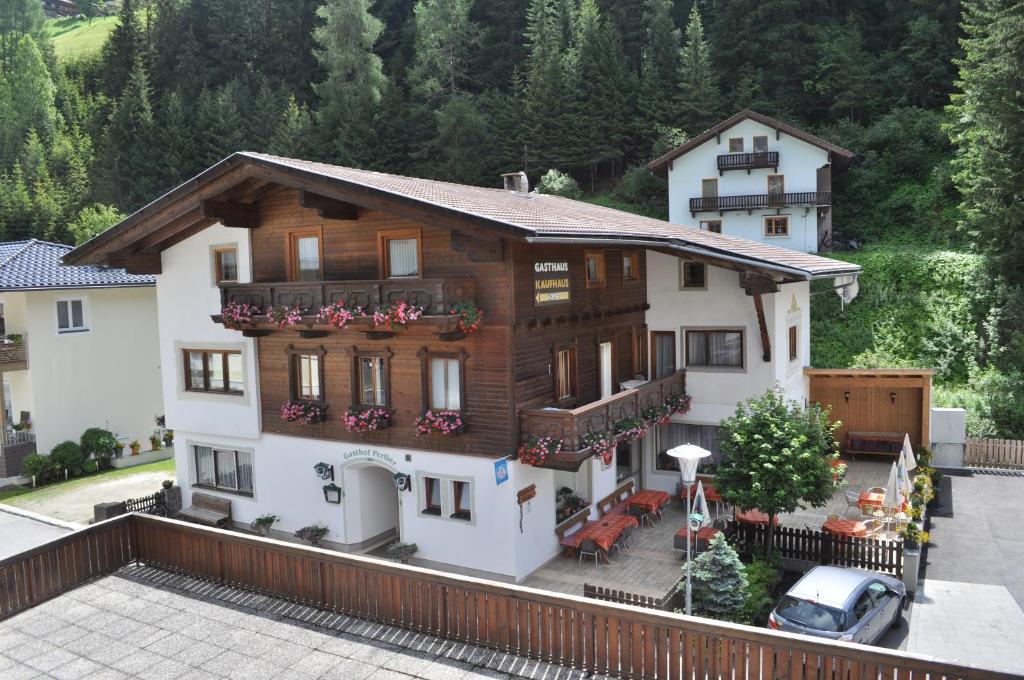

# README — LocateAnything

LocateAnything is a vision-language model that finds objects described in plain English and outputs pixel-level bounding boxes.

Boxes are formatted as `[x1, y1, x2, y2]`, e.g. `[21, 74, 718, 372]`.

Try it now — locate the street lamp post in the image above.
[667, 444, 711, 616]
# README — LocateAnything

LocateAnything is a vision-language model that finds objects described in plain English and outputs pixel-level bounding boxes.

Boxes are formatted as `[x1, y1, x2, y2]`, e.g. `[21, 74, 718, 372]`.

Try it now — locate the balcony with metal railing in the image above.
[689, 191, 830, 215]
[716, 151, 779, 174]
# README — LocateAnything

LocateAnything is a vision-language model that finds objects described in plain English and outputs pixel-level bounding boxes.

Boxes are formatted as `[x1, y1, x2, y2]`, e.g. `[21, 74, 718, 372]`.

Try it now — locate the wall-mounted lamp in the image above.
[322, 483, 342, 504]
[890, 392, 897, 404]
[843, 390, 851, 402]
[314, 462, 334, 481]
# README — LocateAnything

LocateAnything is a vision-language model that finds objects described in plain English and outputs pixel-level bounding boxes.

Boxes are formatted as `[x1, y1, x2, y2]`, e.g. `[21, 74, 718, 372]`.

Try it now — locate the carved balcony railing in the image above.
[689, 191, 830, 215]
[717, 151, 779, 174]
[217, 278, 476, 336]
[519, 370, 686, 471]
[0, 335, 28, 371]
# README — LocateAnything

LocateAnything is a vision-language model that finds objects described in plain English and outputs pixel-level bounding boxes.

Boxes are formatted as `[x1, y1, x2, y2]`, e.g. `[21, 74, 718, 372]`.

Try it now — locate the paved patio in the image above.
[777, 458, 893, 529]
[0, 566, 585, 680]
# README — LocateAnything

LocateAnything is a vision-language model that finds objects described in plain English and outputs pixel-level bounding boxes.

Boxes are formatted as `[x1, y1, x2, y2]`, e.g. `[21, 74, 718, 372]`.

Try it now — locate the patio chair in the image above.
[620, 525, 636, 549]
[867, 486, 886, 495]
[844, 489, 862, 517]
[627, 504, 653, 527]
[862, 519, 884, 536]
[578, 539, 601, 567]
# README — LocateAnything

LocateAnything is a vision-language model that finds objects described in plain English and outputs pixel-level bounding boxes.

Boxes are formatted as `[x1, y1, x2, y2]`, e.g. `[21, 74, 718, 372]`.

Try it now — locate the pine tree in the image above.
[523, 0, 576, 170]
[1, 166, 34, 240]
[154, 90, 192, 189]
[313, 0, 387, 165]
[68, 204, 125, 246]
[102, 60, 158, 210]
[810, 18, 876, 123]
[947, 0, 1024, 285]
[688, 533, 748, 621]
[193, 83, 247, 168]
[409, 0, 480, 100]
[102, 0, 145, 97]
[0, 0, 50, 73]
[432, 93, 492, 184]
[677, 5, 719, 134]
[48, 127, 93, 226]
[638, 0, 680, 136]
[268, 96, 318, 159]
[1, 35, 56, 167]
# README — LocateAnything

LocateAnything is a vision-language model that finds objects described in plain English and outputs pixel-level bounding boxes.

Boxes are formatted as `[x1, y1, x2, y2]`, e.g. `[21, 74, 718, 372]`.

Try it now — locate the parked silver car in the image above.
[768, 566, 906, 644]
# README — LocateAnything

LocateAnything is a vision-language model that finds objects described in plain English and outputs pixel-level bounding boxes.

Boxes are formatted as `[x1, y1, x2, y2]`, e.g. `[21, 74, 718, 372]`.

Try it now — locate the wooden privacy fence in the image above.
[730, 522, 904, 577]
[2, 514, 1013, 680]
[965, 438, 1024, 469]
[584, 583, 666, 610]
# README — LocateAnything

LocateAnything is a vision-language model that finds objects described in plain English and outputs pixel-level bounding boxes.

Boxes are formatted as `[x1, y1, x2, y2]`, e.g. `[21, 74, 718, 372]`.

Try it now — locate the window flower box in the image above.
[581, 431, 615, 462]
[614, 416, 648, 443]
[642, 403, 671, 426]
[281, 400, 327, 425]
[665, 392, 693, 416]
[221, 302, 261, 330]
[449, 300, 483, 335]
[266, 305, 305, 329]
[344, 406, 391, 433]
[518, 436, 563, 466]
[317, 301, 365, 330]
[373, 300, 423, 330]
[415, 410, 464, 436]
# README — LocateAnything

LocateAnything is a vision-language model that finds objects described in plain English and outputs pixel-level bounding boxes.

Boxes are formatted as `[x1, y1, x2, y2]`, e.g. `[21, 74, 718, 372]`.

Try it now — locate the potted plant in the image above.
[448, 300, 484, 335]
[162, 479, 174, 490]
[251, 513, 279, 537]
[372, 300, 423, 330]
[614, 416, 648, 442]
[343, 406, 391, 433]
[162, 430, 174, 447]
[114, 441, 125, 458]
[281, 400, 327, 424]
[317, 301, 364, 329]
[294, 523, 329, 547]
[414, 410, 464, 436]
[129, 440, 141, 456]
[220, 302, 260, 330]
[641, 403, 671, 426]
[665, 392, 693, 416]
[518, 436, 563, 466]
[265, 305, 305, 329]
[581, 431, 614, 461]
[384, 541, 418, 564]
[149, 434, 161, 451]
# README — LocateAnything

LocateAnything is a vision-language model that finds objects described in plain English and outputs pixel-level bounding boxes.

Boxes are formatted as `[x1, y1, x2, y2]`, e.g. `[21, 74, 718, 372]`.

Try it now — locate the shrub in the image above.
[689, 533, 748, 621]
[739, 556, 783, 625]
[295, 523, 329, 546]
[80, 427, 117, 469]
[613, 165, 667, 211]
[21, 453, 57, 482]
[82, 459, 99, 475]
[50, 441, 86, 477]
[536, 169, 582, 199]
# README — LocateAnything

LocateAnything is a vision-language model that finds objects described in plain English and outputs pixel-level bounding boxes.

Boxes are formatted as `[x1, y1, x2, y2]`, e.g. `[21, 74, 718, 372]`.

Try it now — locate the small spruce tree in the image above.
[688, 533, 748, 621]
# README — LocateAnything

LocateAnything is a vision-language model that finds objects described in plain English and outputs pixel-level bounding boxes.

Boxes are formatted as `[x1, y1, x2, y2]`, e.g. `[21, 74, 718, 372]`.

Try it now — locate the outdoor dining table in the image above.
[857, 491, 885, 510]
[625, 489, 670, 515]
[578, 514, 639, 560]
[683, 481, 723, 503]
[822, 518, 868, 538]
[734, 509, 778, 526]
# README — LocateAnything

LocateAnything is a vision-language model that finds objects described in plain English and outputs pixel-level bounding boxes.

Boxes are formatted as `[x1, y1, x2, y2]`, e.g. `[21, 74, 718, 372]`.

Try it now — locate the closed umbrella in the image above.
[883, 462, 901, 512]
[901, 434, 917, 471]
[694, 480, 712, 528]
[897, 457, 913, 505]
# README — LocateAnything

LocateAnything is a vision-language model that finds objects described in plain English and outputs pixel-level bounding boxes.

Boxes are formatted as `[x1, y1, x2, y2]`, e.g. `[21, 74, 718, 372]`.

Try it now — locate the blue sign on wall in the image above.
[494, 459, 509, 486]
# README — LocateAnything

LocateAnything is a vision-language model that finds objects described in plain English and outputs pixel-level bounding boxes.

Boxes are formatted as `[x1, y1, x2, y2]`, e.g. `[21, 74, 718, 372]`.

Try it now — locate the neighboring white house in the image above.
[0, 240, 164, 478]
[649, 110, 855, 253]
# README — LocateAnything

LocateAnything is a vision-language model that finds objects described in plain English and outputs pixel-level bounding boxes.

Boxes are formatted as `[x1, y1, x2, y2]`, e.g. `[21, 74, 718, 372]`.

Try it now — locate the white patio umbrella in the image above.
[694, 480, 712, 528]
[883, 462, 902, 513]
[897, 457, 913, 503]
[901, 433, 917, 471]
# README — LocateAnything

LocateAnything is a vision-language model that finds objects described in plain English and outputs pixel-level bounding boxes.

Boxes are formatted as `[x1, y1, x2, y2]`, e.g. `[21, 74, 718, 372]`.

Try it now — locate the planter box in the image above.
[111, 449, 173, 468]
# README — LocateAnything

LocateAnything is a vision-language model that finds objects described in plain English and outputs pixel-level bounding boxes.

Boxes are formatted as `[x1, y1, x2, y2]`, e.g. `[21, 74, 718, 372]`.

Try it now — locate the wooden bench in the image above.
[596, 480, 635, 517]
[555, 510, 590, 555]
[846, 432, 904, 458]
[178, 492, 231, 527]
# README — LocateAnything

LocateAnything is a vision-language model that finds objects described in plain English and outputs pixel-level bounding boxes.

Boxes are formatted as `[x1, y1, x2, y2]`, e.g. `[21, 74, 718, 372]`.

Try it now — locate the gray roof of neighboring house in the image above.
[0, 240, 155, 292]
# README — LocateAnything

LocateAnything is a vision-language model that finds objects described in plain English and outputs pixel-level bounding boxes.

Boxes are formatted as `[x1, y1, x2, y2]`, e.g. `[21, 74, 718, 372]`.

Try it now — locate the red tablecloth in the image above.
[579, 514, 639, 552]
[676, 526, 723, 542]
[625, 489, 670, 514]
[684, 482, 723, 503]
[857, 492, 885, 510]
[822, 518, 868, 538]
[735, 509, 778, 526]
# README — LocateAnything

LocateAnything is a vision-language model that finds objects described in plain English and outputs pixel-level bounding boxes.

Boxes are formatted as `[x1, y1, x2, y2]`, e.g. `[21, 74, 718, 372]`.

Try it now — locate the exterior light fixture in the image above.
[666, 444, 712, 617]
[322, 483, 342, 504]
[890, 392, 897, 404]
[314, 462, 334, 481]
[844, 390, 851, 402]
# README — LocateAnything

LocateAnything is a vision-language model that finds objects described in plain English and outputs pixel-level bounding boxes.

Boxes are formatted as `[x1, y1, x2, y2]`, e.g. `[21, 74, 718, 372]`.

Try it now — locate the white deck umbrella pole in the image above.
[667, 444, 712, 616]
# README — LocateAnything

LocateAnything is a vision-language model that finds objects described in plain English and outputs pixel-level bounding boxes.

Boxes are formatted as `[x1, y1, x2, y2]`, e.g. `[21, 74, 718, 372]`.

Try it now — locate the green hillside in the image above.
[46, 16, 117, 60]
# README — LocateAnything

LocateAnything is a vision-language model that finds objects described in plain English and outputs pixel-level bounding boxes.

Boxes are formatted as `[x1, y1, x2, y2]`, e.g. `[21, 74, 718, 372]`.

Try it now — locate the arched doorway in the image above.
[340, 462, 401, 549]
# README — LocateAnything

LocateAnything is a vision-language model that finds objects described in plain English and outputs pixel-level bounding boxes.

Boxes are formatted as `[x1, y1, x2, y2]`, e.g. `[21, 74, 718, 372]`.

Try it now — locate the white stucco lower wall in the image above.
[13, 287, 163, 454]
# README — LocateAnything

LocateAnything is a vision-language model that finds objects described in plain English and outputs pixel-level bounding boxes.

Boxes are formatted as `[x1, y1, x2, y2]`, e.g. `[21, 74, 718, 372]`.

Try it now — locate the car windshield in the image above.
[776, 596, 846, 632]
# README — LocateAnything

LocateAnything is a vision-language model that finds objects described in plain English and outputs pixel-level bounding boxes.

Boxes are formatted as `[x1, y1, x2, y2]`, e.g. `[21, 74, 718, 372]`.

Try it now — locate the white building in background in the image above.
[0, 240, 164, 479]
[649, 110, 855, 253]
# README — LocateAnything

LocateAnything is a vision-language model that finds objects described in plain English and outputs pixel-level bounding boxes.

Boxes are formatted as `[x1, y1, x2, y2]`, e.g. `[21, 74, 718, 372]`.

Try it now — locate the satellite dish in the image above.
[834, 275, 859, 307]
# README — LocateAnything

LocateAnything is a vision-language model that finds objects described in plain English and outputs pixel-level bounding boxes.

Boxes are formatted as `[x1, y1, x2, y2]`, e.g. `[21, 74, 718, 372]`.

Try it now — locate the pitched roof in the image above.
[648, 110, 855, 176]
[0, 240, 154, 292]
[66, 152, 860, 280]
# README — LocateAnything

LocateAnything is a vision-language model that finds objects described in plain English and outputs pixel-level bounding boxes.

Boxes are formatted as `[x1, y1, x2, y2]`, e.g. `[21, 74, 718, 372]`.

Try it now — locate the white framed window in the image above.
[194, 444, 254, 496]
[419, 474, 474, 523]
[685, 329, 744, 369]
[56, 298, 88, 333]
[429, 357, 461, 410]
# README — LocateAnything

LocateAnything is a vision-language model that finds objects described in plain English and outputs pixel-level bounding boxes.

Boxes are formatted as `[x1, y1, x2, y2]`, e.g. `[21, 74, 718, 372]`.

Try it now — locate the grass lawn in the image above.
[0, 458, 174, 505]
[46, 15, 118, 60]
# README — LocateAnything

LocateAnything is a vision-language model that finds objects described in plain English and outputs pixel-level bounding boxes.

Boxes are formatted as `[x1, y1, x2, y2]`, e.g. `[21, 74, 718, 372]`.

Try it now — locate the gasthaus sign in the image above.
[534, 261, 570, 305]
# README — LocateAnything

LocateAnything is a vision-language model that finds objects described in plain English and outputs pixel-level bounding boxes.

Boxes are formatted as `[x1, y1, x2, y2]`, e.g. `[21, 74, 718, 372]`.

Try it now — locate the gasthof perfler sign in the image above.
[534, 261, 570, 305]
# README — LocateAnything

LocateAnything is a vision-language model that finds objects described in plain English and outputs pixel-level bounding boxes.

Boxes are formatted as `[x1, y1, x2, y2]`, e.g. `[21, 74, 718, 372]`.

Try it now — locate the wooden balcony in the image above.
[218, 278, 475, 336]
[689, 191, 830, 215]
[519, 371, 686, 471]
[717, 151, 779, 174]
[0, 335, 27, 372]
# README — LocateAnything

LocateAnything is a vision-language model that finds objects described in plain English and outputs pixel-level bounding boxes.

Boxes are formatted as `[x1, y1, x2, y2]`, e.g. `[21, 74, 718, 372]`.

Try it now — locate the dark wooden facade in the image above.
[224, 188, 666, 461]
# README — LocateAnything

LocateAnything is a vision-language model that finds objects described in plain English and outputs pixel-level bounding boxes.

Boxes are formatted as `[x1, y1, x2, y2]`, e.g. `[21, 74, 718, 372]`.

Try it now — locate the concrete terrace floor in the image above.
[0, 565, 586, 680]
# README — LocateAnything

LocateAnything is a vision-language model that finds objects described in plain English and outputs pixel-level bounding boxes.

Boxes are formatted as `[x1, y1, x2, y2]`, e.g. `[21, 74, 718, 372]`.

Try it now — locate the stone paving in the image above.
[0, 566, 586, 680]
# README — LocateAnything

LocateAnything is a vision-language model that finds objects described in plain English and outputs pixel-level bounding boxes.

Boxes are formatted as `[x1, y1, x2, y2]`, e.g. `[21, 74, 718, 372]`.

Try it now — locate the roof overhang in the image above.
[648, 110, 855, 177]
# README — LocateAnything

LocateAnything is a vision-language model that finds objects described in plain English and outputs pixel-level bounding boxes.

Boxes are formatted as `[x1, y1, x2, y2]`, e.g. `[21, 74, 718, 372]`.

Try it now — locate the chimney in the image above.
[502, 171, 529, 194]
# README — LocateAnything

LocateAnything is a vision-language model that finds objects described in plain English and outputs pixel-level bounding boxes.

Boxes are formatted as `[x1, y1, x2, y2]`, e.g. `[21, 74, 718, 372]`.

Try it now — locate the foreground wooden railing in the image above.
[2, 514, 1015, 679]
[965, 438, 1024, 469]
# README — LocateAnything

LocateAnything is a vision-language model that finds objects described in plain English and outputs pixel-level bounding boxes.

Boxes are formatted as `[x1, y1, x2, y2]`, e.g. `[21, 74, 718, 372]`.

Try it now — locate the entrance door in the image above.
[599, 341, 614, 399]
[342, 464, 400, 547]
